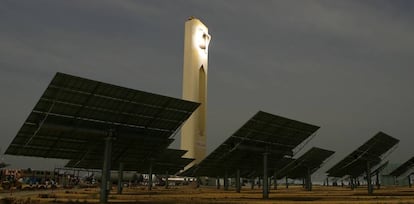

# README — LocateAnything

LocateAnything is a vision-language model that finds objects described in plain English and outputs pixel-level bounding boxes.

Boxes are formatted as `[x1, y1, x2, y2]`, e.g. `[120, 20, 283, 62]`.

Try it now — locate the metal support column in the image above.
[263, 152, 269, 199]
[117, 162, 124, 194]
[216, 177, 220, 189]
[326, 177, 329, 186]
[251, 177, 254, 189]
[376, 172, 380, 189]
[273, 171, 277, 190]
[350, 176, 354, 190]
[100, 132, 114, 204]
[165, 171, 169, 189]
[236, 169, 241, 193]
[306, 167, 312, 191]
[366, 161, 373, 195]
[224, 170, 229, 191]
[408, 174, 412, 188]
[196, 177, 200, 188]
[148, 160, 153, 191]
[357, 178, 360, 188]
[302, 178, 305, 188]
[285, 176, 289, 189]
[258, 177, 261, 189]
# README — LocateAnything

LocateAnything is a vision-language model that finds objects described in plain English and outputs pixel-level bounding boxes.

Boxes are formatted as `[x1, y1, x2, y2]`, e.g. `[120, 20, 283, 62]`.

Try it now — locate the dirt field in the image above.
[2, 185, 414, 203]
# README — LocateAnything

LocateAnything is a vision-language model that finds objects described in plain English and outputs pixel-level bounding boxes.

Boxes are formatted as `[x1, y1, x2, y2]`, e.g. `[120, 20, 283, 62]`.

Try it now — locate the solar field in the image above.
[2, 185, 414, 204]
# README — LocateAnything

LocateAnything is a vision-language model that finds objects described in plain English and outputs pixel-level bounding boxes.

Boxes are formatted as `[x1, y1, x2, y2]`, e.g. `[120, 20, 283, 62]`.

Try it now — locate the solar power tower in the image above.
[326, 132, 399, 195]
[389, 157, 414, 188]
[5, 72, 199, 203]
[276, 147, 335, 191]
[181, 17, 211, 167]
[181, 111, 320, 199]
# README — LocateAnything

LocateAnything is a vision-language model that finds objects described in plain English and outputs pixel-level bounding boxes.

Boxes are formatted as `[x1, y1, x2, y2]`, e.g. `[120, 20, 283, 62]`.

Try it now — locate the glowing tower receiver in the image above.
[181, 17, 211, 167]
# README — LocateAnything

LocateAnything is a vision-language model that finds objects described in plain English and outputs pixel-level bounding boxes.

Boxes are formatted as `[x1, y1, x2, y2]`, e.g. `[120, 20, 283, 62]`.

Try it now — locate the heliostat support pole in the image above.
[285, 176, 289, 189]
[148, 160, 153, 191]
[366, 162, 373, 195]
[117, 162, 124, 194]
[224, 170, 229, 191]
[274, 171, 277, 190]
[263, 152, 269, 199]
[302, 178, 305, 188]
[236, 169, 241, 193]
[350, 176, 354, 190]
[100, 132, 114, 204]
[376, 172, 380, 189]
[165, 171, 169, 189]
[306, 167, 312, 191]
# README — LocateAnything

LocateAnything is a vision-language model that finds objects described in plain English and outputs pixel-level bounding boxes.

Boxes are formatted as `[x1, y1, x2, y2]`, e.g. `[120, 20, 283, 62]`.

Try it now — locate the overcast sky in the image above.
[1, 0, 414, 179]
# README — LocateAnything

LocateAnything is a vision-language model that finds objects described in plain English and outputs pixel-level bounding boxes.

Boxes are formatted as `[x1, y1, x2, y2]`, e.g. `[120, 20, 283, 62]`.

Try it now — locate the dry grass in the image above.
[4, 185, 414, 203]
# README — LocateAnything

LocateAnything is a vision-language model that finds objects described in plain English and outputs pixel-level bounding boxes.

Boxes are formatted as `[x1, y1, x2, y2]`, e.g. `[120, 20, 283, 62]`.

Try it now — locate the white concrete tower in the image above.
[181, 17, 211, 166]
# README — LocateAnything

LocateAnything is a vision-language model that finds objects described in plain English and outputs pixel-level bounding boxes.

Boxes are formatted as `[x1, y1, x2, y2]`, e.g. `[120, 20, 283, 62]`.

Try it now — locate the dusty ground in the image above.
[2, 185, 414, 203]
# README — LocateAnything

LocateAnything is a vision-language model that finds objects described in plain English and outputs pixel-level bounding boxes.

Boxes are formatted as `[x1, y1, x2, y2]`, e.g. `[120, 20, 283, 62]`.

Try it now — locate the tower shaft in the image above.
[181, 17, 211, 167]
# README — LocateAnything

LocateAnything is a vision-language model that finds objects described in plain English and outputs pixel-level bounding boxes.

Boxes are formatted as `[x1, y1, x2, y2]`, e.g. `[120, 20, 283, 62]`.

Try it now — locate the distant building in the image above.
[380, 163, 411, 186]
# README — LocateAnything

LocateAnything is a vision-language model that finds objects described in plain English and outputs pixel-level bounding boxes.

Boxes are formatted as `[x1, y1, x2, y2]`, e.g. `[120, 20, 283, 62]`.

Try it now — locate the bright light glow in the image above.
[194, 28, 210, 54]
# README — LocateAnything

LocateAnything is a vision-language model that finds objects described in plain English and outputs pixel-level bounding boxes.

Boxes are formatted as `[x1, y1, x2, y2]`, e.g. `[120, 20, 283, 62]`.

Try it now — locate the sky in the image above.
[1, 0, 414, 180]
